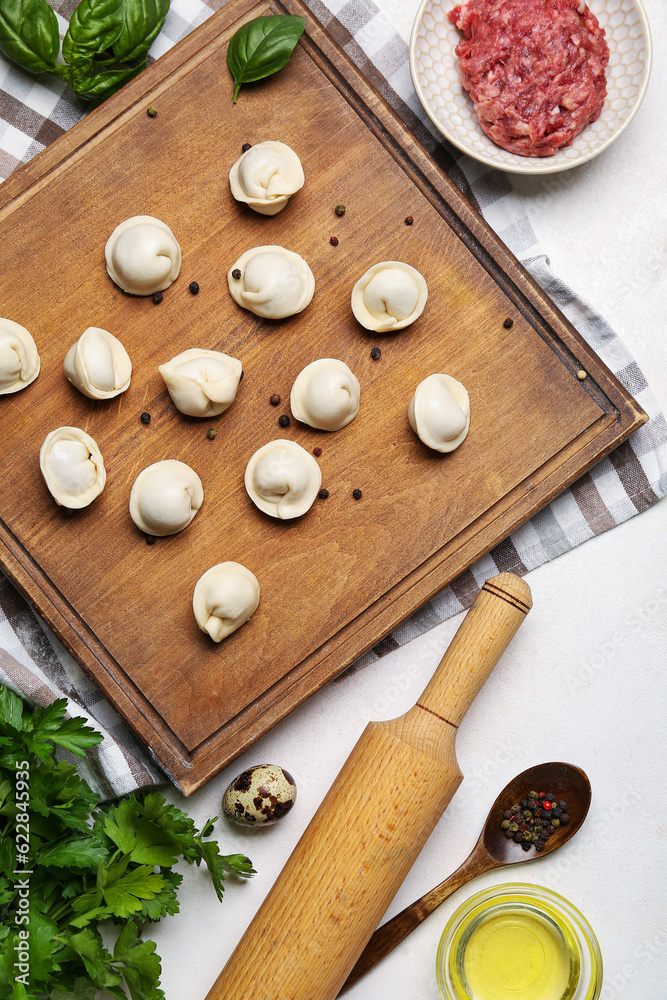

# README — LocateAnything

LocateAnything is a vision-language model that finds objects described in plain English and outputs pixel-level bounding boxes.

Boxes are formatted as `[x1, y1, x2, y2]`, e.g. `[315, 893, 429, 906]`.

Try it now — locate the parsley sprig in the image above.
[0, 686, 255, 999]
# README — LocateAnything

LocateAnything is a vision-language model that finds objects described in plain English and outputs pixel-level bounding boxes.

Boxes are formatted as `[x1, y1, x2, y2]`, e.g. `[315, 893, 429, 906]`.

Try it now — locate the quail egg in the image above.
[222, 764, 296, 826]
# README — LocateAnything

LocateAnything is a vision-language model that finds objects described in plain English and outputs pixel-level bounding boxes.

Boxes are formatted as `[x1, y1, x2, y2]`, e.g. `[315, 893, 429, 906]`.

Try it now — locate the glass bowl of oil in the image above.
[436, 883, 602, 1000]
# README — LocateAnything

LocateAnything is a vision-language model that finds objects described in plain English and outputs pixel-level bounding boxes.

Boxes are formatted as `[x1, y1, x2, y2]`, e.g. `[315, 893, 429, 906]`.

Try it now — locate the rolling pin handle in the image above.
[417, 572, 532, 728]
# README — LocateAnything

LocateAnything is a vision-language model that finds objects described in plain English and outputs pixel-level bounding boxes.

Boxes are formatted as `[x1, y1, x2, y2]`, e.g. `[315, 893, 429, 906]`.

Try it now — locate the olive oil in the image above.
[452, 902, 580, 1000]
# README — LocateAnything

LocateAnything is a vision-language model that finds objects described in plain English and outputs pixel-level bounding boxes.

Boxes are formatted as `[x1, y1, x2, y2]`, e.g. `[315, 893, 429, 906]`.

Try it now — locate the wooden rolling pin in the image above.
[206, 572, 532, 1000]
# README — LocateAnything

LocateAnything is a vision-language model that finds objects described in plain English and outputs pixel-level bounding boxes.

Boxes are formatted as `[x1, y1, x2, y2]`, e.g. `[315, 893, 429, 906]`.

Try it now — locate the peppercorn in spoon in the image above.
[339, 760, 591, 995]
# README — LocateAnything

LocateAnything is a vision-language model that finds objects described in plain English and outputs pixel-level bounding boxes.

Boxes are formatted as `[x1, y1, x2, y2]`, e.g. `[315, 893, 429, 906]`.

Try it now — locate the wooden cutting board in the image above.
[0, 0, 645, 793]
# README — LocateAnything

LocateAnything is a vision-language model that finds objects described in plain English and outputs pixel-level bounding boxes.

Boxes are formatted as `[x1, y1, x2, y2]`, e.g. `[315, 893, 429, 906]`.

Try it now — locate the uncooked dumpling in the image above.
[351, 261, 427, 332]
[228, 246, 315, 319]
[193, 562, 260, 642]
[245, 439, 321, 519]
[129, 460, 203, 536]
[229, 141, 304, 216]
[159, 348, 242, 418]
[105, 215, 182, 295]
[64, 327, 132, 400]
[408, 373, 470, 453]
[40, 427, 106, 509]
[0, 318, 40, 395]
[290, 358, 360, 431]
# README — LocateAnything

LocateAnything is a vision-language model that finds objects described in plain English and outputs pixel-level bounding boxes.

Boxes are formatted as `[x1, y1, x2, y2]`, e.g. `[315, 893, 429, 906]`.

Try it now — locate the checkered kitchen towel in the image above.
[1, 0, 665, 796]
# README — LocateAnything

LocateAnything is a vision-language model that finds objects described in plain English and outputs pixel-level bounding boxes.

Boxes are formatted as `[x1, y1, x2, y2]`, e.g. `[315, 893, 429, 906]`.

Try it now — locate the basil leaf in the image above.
[0, 0, 59, 74]
[112, 0, 169, 63]
[69, 60, 144, 101]
[62, 0, 125, 67]
[226, 14, 305, 103]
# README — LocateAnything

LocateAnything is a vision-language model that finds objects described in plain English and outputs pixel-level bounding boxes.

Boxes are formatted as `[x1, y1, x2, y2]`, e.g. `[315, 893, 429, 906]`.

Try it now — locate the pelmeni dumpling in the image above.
[228, 246, 315, 320]
[130, 460, 203, 536]
[351, 261, 428, 332]
[40, 427, 106, 509]
[229, 141, 304, 216]
[105, 215, 182, 295]
[0, 318, 40, 395]
[193, 562, 260, 642]
[408, 374, 470, 453]
[159, 348, 242, 418]
[290, 358, 360, 431]
[245, 440, 321, 519]
[64, 327, 132, 400]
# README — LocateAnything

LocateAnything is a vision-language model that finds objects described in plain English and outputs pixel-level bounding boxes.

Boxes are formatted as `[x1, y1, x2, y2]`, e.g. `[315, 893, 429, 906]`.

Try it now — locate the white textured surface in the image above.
[411, 0, 652, 173]
[154, 3, 667, 999]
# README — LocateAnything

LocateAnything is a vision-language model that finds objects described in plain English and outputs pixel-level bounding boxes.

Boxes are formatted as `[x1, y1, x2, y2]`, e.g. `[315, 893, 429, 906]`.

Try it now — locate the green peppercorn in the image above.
[147, 105, 157, 118]
[551, 818, 560, 828]
[528, 790, 538, 799]
[523, 810, 532, 819]
[207, 428, 217, 440]
[522, 831, 531, 842]
[334, 204, 346, 216]
[509, 822, 519, 833]
[501, 819, 510, 829]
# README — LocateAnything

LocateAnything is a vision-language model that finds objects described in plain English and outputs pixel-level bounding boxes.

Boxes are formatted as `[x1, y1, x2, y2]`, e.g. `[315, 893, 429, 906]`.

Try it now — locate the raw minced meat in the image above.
[449, 0, 610, 157]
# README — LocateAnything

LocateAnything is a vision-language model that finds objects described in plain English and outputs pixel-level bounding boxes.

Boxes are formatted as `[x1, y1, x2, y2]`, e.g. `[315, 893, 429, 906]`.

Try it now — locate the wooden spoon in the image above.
[339, 761, 591, 995]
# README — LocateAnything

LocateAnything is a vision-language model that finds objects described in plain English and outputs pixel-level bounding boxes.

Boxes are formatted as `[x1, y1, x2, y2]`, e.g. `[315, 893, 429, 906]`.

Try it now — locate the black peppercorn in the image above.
[560, 813, 570, 825]
[278, 414, 290, 428]
[140, 412, 151, 425]
[558, 801, 568, 811]
[152, 292, 163, 304]
[189, 281, 200, 294]
[318, 488, 329, 499]
[503, 318, 514, 328]
[242, 142, 252, 152]
[352, 488, 362, 500]
[270, 393, 281, 406]
[404, 215, 414, 225]
[145, 535, 156, 545]
[329, 236, 339, 247]
[231, 268, 242, 280]
[370, 347, 381, 360]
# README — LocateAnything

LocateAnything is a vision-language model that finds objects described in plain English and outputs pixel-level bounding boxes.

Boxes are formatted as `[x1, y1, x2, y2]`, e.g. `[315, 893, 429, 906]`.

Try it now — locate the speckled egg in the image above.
[222, 764, 296, 826]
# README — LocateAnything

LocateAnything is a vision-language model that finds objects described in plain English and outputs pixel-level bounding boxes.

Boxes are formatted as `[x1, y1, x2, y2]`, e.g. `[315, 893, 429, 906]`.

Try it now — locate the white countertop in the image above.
[154, 3, 667, 998]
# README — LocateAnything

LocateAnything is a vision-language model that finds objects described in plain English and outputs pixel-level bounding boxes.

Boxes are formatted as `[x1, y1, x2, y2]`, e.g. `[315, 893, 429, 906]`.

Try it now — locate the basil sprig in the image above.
[227, 14, 305, 103]
[0, 0, 169, 103]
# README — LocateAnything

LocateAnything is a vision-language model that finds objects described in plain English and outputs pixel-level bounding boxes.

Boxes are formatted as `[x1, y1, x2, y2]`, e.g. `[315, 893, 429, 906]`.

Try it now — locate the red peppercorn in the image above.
[313, 447, 322, 457]
[404, 216, 414, 225]
[539, 792, 545, 798]
[543, 801, 552, 810]
[329, 236, 339, 247]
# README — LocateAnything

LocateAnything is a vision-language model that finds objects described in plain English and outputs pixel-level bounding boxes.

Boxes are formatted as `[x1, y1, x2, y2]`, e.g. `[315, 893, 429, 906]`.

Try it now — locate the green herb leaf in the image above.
[112, 0, 169, 63]
[226, 14, 305, 103]
[0, 0, 59, 74]
[63, 0, 125, 65]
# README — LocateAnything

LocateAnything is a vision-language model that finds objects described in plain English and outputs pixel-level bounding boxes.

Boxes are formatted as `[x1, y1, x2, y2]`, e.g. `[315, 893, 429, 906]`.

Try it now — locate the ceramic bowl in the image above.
[410, 0, 653, 174]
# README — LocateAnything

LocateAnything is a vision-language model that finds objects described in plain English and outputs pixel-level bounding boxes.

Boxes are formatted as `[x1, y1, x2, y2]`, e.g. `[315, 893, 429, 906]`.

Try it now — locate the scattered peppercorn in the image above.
[189, 281, 200, 294]
[334, 204, 346, 216]
[270, 393, 281, 406]
[503, 318, 514, 329]
[329, 236, 339, 246]
[313, 447, 322, 457]
[577, 369, 587, 380]
[140, 412, 151, 425]
[207, 428, 217, 440]
[404, 216, 414, 225]
[278, 414, 290, 428]
[352, 488, 362, 500]
[242, 142, 252, 152]
[232, 268, 242, 280]
[145, 535, 156, 545]
[318, 488, 329, 499]
[152, 292, 163, 304]
[370, 347, 381, 360]
[147, 105, 157, 118]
